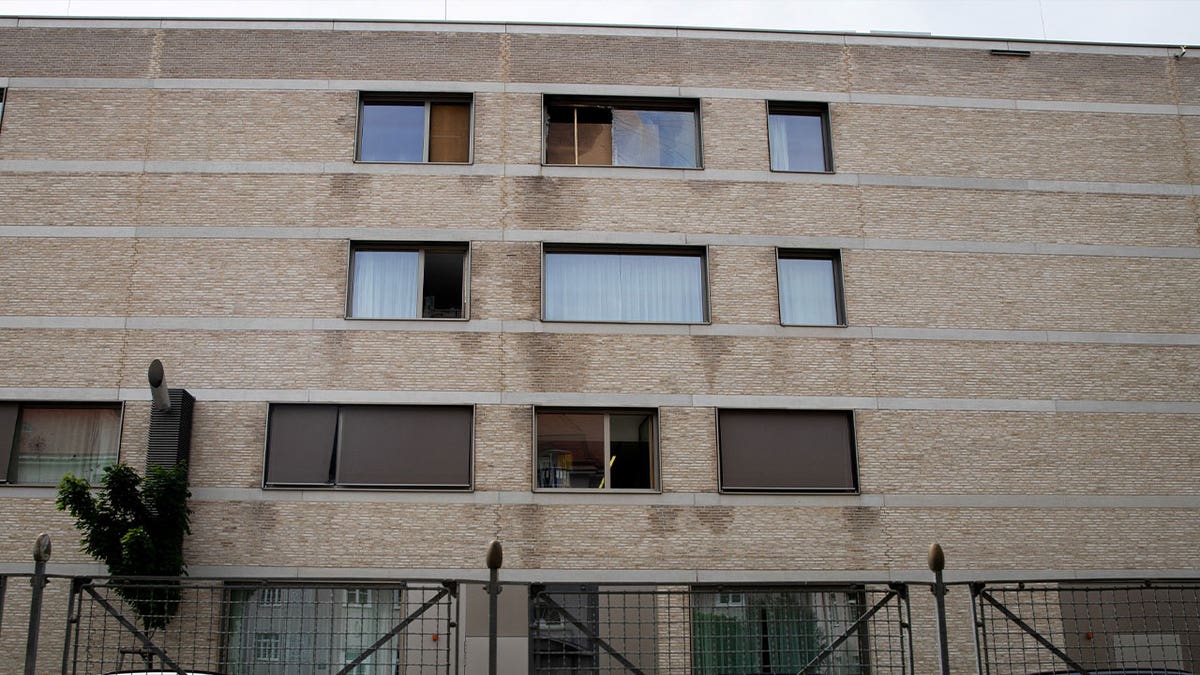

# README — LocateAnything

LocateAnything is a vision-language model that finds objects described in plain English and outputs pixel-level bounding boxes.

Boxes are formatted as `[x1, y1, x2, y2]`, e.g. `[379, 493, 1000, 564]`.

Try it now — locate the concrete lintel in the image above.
[694, 395, 876, 410]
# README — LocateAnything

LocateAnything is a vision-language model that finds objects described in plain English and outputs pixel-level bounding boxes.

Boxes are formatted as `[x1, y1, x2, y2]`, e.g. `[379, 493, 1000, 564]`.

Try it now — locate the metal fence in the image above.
[62, 577, 458, 675]
[529, 583, 914, 675]
[7, 569, 1200, 674]
[969, 580, 1200, 675]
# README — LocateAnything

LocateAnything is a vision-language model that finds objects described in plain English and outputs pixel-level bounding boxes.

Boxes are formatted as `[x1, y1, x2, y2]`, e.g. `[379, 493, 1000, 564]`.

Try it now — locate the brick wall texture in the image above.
[0, 18, 1196, 607]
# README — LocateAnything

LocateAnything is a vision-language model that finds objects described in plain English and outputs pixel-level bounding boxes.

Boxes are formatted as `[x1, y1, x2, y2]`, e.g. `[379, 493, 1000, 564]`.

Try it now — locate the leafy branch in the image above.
[57, 462, 191, 630]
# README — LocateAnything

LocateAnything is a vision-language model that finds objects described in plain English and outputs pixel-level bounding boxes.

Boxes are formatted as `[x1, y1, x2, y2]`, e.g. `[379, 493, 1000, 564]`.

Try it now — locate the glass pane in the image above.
[768, 113, 827, 172]
[350, 250, 420, 318]
[609, 413, 653, 489]
[544, 253, 704, 323]
[536, 412, 605, 488]
[12, 406, 120, 484]
[612, 108, 697, 168]
[779, 257, 838, 325]
[359, 102, 425, 162]
[428, 102, 471, 162]
[421, 251, 465, 318]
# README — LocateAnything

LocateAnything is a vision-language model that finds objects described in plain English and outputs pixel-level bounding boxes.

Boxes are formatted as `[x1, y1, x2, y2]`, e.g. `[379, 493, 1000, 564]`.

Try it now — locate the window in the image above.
[777, 250, 845, 326]
[253, 633, 282, 662]
[543, 246, 707, 323]
[535, 409, 657, 490]
[717, 410, 857, 492]
[357, 93, 472, 163]
[531, 584, 600, 674]
[544, 96, 700, 168]
[348, 243, 467, 319]
[0, 403, 121, 485]
[257, 588, 284, 607]
[264, 404, 473, 489]
[0, 88, 6, 131]
[767, 102, 832, 173]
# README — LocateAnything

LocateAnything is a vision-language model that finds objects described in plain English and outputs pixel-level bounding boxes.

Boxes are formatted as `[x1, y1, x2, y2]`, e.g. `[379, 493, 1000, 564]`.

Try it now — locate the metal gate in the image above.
[63, 577, 459, 674]
[970, 581, 1200, 674]
[529, 583, 914, 674]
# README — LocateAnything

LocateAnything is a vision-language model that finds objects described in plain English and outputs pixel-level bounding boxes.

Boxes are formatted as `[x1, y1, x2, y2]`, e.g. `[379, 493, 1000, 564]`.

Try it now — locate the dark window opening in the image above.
[535, 409, 657, 490]
[718, 409, 857, 492]
[544, 96, 700, 168]
[349, 243, 467, 320]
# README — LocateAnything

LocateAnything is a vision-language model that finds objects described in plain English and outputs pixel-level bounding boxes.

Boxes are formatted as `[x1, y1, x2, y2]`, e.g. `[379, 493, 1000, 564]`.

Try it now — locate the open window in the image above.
[264, 404, 473, 489]
[357, 93, 472, 163]
[767, 102, 832, 173]
[717, 410, 857, 492]
[535, 409, 658, 491]
[348, 243, 468, 319]
[777, 249, 845, 326]
[542, 245, 707, 324]
[544, 96, 700, 168]
[0, 402, 122, 485]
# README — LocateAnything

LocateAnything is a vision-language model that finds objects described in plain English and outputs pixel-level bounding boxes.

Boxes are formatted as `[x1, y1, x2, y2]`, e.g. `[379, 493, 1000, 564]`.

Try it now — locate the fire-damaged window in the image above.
[0, 403, 122, 485]
[263, 404, 473, 489]
[544, 96, 701, 168]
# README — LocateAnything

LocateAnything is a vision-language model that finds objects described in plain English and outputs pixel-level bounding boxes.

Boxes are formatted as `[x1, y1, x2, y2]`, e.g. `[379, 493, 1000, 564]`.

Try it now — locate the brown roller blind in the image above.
[718, 410, 856, 491]
[428, 102, 471, 163]
[545, 105, 612, 165]
[337, 406, 472, 488]
[265, 404, 337, 486]
[0, 404, 17, 482]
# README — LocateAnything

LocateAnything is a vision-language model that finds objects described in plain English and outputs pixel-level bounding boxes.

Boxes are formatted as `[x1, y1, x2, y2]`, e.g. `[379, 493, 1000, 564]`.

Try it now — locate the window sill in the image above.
[262, 484, 474, 492]
[344, 315, 470, 322]
[541, 319, 710, 326]
[533, 488, 662, 494]
[769, 168, 836, 175]
[354, 159, 473, 166]
[780, 322, 848, 328]
[719, 487, 859, 495]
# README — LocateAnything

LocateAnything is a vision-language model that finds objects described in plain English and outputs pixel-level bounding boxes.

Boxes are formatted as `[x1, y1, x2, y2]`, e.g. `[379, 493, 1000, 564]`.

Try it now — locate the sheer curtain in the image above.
[545, 253, 704, 323]
[768, 113, 826, 172]
[351, 250, 420, 318]
[778, 257, 838, 325]
[14, 407, 120, 484]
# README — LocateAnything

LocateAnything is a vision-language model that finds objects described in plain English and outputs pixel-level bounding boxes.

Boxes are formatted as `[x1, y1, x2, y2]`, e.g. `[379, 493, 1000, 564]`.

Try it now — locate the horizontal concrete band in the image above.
[0, 562, 1195, 585]
[1, 387, 1197, 413]
[1, 17, 1186, 55]
[8, 487, 1197, 509]
[2, 316, 1199, 346]
[1, 160, 1196, 196]
[3, 226, 1198, 260]
[7, 76, 1198, 116]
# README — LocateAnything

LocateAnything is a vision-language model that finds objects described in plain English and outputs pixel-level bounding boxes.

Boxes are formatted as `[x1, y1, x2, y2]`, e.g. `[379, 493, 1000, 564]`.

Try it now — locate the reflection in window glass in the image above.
[544, 252, 705, 323]
[359, 102, 426, 162]
[778, 256, 840, 326]
[768, 107, 830, 172]
[612, 109, 698, 168]
[536, 411, 655, 490]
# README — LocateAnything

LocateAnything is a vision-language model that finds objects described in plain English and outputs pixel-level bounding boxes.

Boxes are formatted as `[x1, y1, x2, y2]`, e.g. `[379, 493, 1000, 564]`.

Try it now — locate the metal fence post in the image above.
[24, 533, 51, 675]
[929, 542, 951, 675]
[485, 540, 503, 675]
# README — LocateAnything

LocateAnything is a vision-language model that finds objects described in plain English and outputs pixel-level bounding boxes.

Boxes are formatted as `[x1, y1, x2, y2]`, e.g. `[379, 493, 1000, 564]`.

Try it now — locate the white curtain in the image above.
[768, 113, 825, 172]
[15, 407, 120, 484]
[545, 253, 704, 322]
[612, 109, 698, 168]
[778, 257, 838, 325]
[351, 250, 419, 318]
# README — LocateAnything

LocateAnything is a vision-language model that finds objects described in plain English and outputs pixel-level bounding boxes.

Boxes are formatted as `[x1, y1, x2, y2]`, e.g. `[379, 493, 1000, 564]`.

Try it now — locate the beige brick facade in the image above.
[0, 18, 1197, 674]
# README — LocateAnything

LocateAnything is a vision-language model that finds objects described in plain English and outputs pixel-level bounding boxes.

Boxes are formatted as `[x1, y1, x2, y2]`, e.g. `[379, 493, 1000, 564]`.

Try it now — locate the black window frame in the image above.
[263, 403, 475, 490]
[0, 88, 6, 133]
[776, 248, 847, 327]
[0, 401, 124, 486]
[716, 409, 859, 494]
[355, 92, 474, 164]
[541, 243, 710, 325]
[766, 101, 834, 173]
[542, 95, 703, 169]
[346, 241, 470, 320]
[532, 407, 661, 493]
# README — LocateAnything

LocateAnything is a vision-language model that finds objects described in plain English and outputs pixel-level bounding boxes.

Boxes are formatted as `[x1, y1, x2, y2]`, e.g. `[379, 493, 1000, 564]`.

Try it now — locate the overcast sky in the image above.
[1, 0, 1198, 46]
